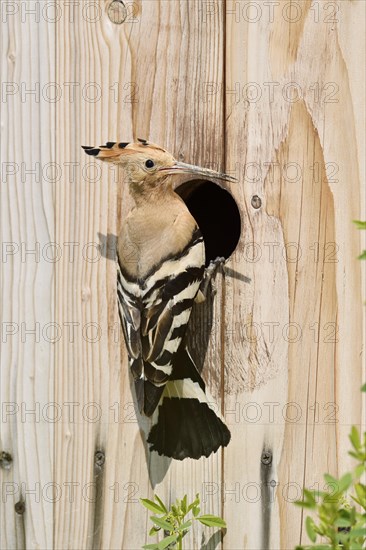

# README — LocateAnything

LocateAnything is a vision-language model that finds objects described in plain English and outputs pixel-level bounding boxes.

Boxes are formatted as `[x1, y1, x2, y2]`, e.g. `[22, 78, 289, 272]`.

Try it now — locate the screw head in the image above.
[94, 450, 105, 468]
[107, 0, 127, 24]
[15, 501, 25, 515]
[0, 451, 13, 470]
[261, 451, 272, 465]
[251, 195, 262, 209]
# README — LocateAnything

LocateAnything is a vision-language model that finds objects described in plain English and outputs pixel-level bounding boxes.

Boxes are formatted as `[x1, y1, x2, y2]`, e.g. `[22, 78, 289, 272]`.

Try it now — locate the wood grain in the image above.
[55, 1, 225, 548]
[1, 0, 364, 549]
[225, 0, 364, 548]
[0, 2, 55, 548]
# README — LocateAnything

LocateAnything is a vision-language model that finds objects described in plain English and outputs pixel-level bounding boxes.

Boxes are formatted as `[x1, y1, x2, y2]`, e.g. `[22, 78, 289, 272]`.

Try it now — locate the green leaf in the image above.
[351, 495, 363, 507]
[353, 220, 366, 230]
[354, 482, 366, 506]
[154, 495, 168, 514]
[192, 506, 200, 517]
[310, 491, 327, 501]
[339, 473, 353, 492]
[304, 489, 317, 506]
[361, 383, 366, 392]
[349, 427, 361, 451]
[179, 520, 192, 531]
[294, 500, 317, 510]
[149, 526, 160, 536]
[323, 484, 341, 502]
[305, 516, 317, 543]
[150, 517, 174, 532]
[142, 544, 159, 550]
[324, 473, 338, 485]
[349, 451, 360, 460]
[188, 495, 200, 513]
[358, 250, 366, 260]
[157, 535, 179, 549]
[181, 494, 187, 515]
[140, 499, 165, 515]
[197, 515, 227, 528]
[354, 464, 365, 479]
[349, 527, 366, 537]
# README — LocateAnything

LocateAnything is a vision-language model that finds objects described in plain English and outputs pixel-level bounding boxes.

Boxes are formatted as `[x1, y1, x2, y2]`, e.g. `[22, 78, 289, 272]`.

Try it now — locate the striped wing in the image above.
[117, 229, 205, 416]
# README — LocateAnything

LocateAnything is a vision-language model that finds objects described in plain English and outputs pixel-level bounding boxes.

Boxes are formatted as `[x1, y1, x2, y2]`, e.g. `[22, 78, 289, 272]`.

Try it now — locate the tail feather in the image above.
[147, 349, 231, 460]
[147, 395, 230, 460]
[133, 371, 164, 417]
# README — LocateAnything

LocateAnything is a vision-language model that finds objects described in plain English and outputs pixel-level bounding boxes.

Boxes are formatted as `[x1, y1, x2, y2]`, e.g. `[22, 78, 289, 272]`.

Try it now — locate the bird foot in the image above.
[198, 256, 226, 300]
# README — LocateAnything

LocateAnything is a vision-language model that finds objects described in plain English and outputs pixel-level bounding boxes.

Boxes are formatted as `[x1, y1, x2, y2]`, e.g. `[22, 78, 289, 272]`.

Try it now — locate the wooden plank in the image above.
[54, 2, 129, 546]
[55, 1, 225, 548]
[1, 1, 363, 548]
[224, 0, 365, 548]
[0, 2, 55, 548]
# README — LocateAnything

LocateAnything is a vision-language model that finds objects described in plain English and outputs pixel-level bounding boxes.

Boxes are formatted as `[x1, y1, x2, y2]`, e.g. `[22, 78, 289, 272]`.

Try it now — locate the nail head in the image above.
[94, 450, 105, 468]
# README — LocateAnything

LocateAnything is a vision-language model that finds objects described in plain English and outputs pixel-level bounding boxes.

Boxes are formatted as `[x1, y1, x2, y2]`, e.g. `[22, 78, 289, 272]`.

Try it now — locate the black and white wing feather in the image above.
[116, 227, 231, 459]
[117, 228, 205, 415]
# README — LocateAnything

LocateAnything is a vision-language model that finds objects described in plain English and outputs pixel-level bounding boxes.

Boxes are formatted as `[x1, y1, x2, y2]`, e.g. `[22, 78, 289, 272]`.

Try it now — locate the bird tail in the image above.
[147, 348, 231, 460]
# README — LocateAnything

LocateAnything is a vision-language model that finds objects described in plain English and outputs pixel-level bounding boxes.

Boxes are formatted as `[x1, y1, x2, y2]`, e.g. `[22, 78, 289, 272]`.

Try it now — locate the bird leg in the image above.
[195, 256, 226, 303]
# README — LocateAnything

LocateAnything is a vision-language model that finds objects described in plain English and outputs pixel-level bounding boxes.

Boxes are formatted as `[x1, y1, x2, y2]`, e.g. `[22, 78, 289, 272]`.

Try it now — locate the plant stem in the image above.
[178, 518, 182, 550]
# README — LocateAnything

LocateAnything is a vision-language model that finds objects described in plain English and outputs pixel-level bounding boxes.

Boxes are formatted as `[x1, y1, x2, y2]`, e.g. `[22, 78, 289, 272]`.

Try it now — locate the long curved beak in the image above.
[159, 161, 237, 182]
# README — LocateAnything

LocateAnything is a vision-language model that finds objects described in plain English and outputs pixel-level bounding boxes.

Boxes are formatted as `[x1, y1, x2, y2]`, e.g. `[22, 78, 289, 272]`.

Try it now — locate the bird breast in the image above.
[117, 201, 203, 282]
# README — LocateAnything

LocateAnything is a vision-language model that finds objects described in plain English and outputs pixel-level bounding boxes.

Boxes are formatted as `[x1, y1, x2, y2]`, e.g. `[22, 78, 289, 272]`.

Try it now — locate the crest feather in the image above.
[82, 139, 166, 160]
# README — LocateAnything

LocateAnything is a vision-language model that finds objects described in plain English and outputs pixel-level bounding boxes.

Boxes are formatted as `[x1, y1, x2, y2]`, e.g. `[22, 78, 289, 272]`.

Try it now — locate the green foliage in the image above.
[294, 384, 366, 549]
[353, 220, 366, 259]
[294, 224, 366, 549]
[140, 493, 226, 550]
[353, 221, 366, 230]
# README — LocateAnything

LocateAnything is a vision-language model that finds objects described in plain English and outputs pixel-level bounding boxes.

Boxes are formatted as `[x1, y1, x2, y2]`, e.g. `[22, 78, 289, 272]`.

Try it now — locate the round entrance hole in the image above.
[175, 180, 241, 266]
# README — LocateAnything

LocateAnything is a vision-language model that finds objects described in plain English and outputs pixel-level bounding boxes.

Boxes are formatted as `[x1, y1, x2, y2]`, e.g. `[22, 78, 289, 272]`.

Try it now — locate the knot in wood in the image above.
[107, 0, 127, 24]
[15, 501, 25, 515]
[0, 451, 13, 470]
[251, 195, 262, 209]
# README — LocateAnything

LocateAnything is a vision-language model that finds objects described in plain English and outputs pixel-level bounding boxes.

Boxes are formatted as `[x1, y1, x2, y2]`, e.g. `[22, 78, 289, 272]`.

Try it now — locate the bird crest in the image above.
[82, 138, 168, 161]
[82, 139, 236, 187]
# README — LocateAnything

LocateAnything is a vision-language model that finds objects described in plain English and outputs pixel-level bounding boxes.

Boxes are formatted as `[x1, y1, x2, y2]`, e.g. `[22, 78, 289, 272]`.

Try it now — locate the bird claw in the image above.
[209, 256, 226, 269]
[199, 256, 226, 299]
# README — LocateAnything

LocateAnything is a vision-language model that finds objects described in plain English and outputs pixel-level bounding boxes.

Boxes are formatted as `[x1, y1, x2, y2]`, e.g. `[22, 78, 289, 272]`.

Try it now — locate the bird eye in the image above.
[145, 159, 155, 169]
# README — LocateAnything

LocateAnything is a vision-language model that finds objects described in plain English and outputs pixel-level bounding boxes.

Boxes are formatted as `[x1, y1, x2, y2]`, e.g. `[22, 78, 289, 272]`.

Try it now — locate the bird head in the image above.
[82, 139, 235, 200]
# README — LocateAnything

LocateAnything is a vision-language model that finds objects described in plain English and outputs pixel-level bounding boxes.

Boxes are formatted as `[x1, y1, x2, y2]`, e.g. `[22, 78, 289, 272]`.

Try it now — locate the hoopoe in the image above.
[82, 139, 233, 460]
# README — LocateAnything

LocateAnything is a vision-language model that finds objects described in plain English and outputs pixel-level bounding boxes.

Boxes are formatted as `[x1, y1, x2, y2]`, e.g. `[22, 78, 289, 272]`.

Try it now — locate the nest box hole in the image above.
[175, 180, 241, 266]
